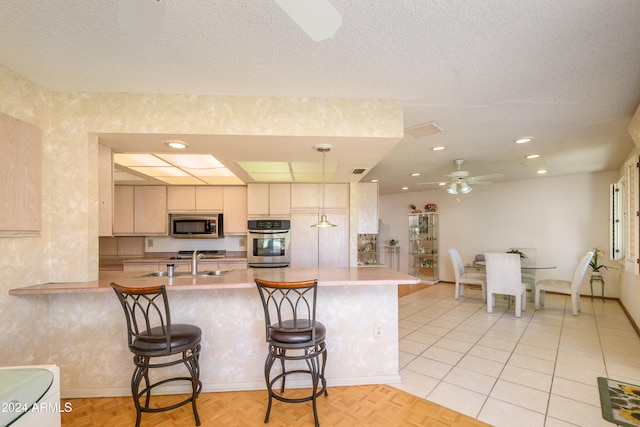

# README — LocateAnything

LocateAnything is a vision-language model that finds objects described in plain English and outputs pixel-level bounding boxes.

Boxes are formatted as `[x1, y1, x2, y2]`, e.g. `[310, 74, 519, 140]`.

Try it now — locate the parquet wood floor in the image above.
[62, 285, 486, 426]
[61, 384, 490, 426]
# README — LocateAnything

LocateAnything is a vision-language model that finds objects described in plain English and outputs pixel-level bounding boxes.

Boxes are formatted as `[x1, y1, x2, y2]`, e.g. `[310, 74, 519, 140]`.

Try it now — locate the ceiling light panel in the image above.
[248, 173, 293, 182]
[156, 154, 225, 169]
[291, 161, 337, 174]
[155, 176, 208, 185]
[128, 166, 190, 177]
[114, 153, 171, 167]
[184, 168, 237, 177]
[237, 161, 291, 173]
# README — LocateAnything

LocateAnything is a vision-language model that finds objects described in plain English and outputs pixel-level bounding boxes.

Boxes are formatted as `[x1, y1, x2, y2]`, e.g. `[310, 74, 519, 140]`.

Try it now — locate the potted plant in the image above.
[506, 249, 527, 259]
[589, 248, 615, 275]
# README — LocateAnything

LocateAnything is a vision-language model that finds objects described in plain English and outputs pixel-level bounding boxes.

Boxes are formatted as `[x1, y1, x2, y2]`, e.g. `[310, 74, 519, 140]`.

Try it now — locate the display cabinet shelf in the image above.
[409, 213, 439, 284]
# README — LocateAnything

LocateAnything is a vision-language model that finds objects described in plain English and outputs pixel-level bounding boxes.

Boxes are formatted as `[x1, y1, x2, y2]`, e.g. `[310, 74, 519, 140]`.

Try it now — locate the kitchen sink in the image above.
[130, 270, 232, 278]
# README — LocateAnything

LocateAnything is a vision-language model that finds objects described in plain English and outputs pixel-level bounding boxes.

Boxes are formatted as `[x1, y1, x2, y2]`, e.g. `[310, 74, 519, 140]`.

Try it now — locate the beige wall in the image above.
[379, 170, 622, 297]
[0, 63, 403, 367]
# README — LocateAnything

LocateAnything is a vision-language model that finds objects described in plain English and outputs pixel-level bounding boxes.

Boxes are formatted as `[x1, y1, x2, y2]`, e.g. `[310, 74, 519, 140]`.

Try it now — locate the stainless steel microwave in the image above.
[170, 214, 223, 238]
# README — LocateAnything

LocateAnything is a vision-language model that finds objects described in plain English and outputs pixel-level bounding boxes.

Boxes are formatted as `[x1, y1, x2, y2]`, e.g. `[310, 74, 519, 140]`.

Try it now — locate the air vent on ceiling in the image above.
[352, 168, 367, 175]
[405, 121, 443, 138]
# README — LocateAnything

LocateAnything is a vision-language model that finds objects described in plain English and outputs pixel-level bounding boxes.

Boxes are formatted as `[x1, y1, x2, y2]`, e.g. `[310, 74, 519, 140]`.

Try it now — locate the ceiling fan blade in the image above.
[468, 173, 504, 182]
[468, 180, 493, 186]
[416, 181, 444, 186]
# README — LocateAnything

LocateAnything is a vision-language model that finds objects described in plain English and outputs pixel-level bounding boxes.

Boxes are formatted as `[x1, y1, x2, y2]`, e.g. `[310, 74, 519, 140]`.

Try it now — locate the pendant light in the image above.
[311, 144, 337, 228]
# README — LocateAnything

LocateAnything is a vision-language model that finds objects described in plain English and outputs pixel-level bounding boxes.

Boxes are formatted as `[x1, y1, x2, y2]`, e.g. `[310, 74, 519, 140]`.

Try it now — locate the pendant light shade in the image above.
[311, 144, 337, 228]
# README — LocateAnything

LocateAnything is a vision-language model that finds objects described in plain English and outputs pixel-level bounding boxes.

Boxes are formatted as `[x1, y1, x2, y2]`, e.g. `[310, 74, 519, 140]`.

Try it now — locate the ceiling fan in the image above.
[418, 159, 504, 194]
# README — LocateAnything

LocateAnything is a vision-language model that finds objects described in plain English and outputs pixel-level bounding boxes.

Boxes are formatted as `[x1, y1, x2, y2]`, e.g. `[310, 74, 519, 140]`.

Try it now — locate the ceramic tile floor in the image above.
[390, 283, 640, 427]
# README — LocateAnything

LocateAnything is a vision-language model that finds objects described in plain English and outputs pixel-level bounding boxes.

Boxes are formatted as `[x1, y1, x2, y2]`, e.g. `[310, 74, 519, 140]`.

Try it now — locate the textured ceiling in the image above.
[1, 0, 639, 194]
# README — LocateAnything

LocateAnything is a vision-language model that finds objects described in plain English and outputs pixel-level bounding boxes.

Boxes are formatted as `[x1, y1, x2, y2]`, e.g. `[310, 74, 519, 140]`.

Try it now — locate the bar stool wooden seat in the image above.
[255, 278, 328, 427]
[111, 283, 202, 427]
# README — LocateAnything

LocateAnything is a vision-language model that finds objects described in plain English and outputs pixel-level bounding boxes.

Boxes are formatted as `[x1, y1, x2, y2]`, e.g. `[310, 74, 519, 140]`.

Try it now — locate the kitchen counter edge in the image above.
[9, 267, 420, 295]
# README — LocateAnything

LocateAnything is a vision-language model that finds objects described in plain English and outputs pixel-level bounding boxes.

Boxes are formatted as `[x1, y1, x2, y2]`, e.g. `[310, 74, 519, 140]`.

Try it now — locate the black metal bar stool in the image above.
[111, 282, 202, 427]
[255, 278, 328, 427]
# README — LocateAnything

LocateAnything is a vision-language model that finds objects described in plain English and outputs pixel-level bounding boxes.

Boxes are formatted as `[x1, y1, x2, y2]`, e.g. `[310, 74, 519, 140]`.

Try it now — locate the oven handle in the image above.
[248, 229, 290, 234]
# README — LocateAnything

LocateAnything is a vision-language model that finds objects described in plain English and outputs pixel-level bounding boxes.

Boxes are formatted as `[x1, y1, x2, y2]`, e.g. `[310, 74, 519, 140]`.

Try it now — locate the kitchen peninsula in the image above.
[10, 267, 419, 398]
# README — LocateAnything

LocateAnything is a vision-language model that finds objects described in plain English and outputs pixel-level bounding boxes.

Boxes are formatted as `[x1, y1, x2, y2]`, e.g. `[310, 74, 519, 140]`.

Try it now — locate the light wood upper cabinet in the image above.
[134, 186, 167, 235]
[167, 186, 224, 212]
[0, 112, 41, 236]
[113, 186, 134, 235]
[291, 183, 348, 209]
[196, 186, 224, 211]
[248, 183, 290, 217]
[223, 186, 247, 235]
[114, 185, 167, 235]
[98, 144, 113, 236]
[357, 182, 379, 234]
[167, 186, 196, 211]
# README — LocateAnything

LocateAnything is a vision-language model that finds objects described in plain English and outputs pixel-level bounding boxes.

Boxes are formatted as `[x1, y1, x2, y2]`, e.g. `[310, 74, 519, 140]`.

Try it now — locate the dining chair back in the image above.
[510, 247, 537, 302]
[534, 251, 594, 315]
[485, 253, 527, 317]
[447, 248, 486, 301]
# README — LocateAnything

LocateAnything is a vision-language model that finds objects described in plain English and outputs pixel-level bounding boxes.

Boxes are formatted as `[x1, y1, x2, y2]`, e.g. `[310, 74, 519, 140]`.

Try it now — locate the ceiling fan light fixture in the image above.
[446, 183, 458, 194]
[459, 181, 472, 193]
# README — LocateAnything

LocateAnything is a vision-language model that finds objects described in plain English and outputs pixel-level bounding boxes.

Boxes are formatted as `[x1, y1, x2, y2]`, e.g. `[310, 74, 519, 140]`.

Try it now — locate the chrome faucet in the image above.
[191, 250, 205, 275]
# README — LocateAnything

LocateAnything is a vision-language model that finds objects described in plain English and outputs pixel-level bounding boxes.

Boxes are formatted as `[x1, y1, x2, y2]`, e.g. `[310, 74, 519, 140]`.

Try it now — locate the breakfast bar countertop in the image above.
[8, 267, 420, 295]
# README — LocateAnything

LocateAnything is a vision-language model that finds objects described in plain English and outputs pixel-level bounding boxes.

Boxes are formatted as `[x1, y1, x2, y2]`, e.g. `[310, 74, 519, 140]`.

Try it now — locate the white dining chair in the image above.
[534, 251, 594, 315]
[510, 247, 537, 302]
[447, 248, 486, 302]
[485, 253, 527, 317]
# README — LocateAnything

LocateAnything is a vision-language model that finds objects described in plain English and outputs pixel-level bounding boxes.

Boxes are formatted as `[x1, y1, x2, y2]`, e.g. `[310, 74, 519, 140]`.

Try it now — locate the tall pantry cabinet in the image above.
[408, 213, 439, 284]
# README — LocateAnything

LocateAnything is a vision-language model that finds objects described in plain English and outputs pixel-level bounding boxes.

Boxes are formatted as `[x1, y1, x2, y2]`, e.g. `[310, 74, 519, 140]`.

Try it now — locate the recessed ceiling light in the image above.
[411, 172, 420, 177]
[537, 169, 547, 174]
[438, 182, 447, 186]
[526, 154, 540, 159]
[370, 179, 379, 183]
[402, 187, 409, 190]
[432, 146, 445, 151]
[515, 137, 533, 144]
[165, 140, 188, 149]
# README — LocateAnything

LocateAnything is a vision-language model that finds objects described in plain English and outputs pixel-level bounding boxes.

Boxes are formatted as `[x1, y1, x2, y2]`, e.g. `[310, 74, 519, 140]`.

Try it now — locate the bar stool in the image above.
[111, 283, 202, 427]
[255, 278, 328, 427]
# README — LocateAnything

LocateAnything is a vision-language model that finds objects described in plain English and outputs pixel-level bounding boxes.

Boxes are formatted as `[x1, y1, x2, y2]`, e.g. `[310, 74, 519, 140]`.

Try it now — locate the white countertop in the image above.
[9, 267, 420, 295]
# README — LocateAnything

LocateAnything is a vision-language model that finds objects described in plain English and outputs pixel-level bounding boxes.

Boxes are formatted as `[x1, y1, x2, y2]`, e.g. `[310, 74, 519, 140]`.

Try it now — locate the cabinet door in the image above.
[269, 184, 291, 216]
[113, 186, 134, 235]
[318, 211, 349, 268]
[291, 184, 321, 209]
[0, 112, 41, 235]
[223, 186, 247, 235]
[247, 183, 269, 216]
[291, 183, 348, 209]
[290, 212, 319, 268]
[357, 182, 378, 234]
[195, 186, 224, 211]
[325, 183, 349, 209]
[98, 144, 113, 236]
[167, 186, 196, 211]
[290, 210, 348, 268]
[134, 186, 167, 235]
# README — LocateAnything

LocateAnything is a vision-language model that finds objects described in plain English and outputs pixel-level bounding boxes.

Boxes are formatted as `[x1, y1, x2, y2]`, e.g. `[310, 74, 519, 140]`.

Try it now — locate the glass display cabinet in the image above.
[409, 213, 439, 283]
